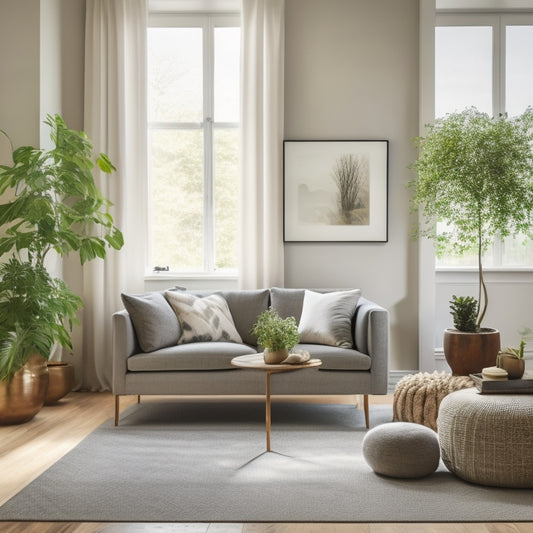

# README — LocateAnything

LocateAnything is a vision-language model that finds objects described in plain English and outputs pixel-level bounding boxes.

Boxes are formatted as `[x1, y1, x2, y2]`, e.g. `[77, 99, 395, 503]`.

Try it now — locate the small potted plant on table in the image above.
[252, 308, 300, 364]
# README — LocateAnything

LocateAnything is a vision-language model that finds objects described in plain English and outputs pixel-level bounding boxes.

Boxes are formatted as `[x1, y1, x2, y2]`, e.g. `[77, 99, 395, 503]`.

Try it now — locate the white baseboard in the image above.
[388, 370, 416, 394]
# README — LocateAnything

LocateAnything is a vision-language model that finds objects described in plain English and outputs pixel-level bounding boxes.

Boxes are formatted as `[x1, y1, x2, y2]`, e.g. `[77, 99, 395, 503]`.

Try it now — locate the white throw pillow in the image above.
[165, 291, 243, 345]
[298, 289, 361, 348]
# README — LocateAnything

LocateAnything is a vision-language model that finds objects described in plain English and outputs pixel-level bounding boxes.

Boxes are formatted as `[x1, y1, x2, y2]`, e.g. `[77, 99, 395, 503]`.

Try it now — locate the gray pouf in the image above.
[362, 422, 440, 478]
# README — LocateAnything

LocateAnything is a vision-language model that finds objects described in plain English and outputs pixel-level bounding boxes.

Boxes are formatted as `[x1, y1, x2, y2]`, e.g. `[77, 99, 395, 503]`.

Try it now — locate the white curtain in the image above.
[82, 0, 147, 390]
[239, 0, 285, 289]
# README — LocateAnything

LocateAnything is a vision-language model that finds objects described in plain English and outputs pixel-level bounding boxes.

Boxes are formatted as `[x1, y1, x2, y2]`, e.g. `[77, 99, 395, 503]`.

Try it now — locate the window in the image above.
[147, 14, 240, 275]
[435, 14, 533, 268]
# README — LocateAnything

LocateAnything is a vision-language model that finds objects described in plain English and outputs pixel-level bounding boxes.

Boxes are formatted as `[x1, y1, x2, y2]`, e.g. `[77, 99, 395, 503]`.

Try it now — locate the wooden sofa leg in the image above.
[364, 394, 369, 429]
[137, 394, 141, 403]
[114, 395, 120, 426]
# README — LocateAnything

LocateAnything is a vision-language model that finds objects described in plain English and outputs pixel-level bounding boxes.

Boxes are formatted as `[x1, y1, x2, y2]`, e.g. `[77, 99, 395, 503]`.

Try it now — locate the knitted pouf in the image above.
[438, 388, 533, 488]
[393, 371, 474, 431]
[362, 422, 440, 478]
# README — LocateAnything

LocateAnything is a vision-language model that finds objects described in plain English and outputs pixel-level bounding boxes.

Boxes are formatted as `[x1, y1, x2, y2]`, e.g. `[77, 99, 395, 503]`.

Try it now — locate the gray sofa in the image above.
[112, 287, 389, 427]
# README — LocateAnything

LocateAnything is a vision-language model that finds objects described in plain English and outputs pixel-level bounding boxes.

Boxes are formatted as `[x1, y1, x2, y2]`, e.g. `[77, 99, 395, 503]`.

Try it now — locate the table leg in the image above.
[266, 371, 271, 452]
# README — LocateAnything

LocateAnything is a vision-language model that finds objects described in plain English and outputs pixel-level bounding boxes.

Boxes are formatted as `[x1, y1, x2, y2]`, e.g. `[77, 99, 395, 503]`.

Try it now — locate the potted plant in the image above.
[251, 308, 300, 364]
[0, 114, 123, 424]
[444, 295, 498, 375]
[497, 339, 526, 379]
[410, 107, 533, 375]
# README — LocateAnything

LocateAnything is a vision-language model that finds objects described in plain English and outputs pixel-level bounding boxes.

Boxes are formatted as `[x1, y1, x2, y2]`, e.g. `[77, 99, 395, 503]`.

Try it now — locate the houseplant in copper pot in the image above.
[410, 107, 533, 375]
[0, 114, 123, 423]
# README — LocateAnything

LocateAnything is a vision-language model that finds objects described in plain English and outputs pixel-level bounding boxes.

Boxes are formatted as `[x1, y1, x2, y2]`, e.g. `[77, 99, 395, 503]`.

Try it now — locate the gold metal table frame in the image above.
[231, 353, 322, 452]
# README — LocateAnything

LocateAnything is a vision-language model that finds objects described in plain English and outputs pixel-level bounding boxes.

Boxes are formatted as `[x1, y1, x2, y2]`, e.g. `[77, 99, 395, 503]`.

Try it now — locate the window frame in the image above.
[147, 12, 240, 278]
[435, 11, 533, 272]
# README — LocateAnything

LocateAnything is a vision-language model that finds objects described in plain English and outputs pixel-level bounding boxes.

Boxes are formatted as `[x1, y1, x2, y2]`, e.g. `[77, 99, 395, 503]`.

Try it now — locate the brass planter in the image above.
[443, 328, 500, 376]
[45, 361, 75, 404]
[0, 354, 49, 425]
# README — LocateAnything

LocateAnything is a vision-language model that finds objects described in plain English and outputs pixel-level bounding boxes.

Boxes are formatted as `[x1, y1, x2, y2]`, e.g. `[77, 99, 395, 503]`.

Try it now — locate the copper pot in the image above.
[443, 328, 500, 376]
[45, 361, 75, 404]
[0, 354, 49, 425]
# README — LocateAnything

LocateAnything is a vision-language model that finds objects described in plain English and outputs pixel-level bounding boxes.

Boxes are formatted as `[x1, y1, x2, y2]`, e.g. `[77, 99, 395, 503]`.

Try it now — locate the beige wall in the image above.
[0, 0, 85, 147]
[0, 0, 41, 148]
[284, 0, 420, 370]
[0, 0, 420, 372]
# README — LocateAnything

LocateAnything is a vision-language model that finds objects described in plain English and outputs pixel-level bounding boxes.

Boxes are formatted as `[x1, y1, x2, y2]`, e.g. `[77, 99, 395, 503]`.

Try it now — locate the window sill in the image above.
[144, 272, 237, 282]
[436, 266, 533, 273]
[144, 272, 238, 291]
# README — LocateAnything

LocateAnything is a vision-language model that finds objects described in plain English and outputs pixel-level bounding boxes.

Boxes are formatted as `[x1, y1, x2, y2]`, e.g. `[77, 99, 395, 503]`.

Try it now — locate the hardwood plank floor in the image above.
[0, 392, 531, 533]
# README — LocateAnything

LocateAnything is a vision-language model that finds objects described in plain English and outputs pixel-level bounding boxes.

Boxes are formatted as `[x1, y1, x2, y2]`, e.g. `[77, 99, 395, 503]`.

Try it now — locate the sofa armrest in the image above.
[112, 309, 139, 394]
[354, 297, 389, 394]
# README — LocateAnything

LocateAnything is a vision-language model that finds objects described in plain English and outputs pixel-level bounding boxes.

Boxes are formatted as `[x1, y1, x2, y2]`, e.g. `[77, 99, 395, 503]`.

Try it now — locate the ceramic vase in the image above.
[443, 328, 500, 376]
[263, 348, 289, 364]
[497, 354, 525, 379]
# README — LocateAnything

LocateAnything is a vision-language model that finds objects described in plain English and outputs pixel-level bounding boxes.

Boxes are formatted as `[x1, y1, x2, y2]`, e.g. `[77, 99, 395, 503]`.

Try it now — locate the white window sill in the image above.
[436, 266, 533, 273]
[144, 272, 238, 291]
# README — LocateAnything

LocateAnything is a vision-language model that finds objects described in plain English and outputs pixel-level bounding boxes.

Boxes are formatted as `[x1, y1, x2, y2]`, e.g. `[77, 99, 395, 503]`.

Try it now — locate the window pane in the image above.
[214, 27, 240, 123]
[501, 233, 533, 266]
[214, 128, 239, 270]
[506, 26, 533, 117]
[435, 26, 492, 117]
[148, 28, 203, 122]
[150, 129, 204, 271]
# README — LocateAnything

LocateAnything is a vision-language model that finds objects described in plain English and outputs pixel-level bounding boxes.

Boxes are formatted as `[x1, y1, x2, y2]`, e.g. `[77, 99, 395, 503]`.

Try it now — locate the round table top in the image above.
[231, 353, 322, 371]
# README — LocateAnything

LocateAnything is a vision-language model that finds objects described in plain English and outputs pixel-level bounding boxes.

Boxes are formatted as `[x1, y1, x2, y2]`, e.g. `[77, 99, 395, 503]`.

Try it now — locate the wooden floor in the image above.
[0, 392, 531, 533]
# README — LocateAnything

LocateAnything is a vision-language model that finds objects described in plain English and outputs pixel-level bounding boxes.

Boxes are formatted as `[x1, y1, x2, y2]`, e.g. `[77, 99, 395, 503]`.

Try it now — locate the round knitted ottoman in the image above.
[438, 388, 533, 488]
[362, 422, 440, 478]
[393, 371, 474, 430]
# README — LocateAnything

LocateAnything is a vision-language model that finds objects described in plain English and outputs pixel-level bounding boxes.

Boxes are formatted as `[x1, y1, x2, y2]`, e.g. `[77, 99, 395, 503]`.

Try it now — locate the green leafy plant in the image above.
[449, 295, 478, 333]
[499, 339, 526, 360]
[251, 308, 300, 352]
[410, 107, 533, 329]
[0, 114, 124, 381]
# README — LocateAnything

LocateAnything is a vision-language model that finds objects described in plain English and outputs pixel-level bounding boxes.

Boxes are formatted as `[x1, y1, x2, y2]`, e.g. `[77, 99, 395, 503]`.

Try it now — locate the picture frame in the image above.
[283, 140, 389, 242]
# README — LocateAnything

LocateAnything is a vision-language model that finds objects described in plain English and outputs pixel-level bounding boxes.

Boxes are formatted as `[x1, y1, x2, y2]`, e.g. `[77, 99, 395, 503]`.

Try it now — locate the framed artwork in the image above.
[283, 140, 389, 242]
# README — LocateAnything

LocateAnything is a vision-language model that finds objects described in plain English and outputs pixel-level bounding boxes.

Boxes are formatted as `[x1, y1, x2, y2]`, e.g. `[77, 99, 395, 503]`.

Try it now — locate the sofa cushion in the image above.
[165, 291, 243, 344]
[121, 292, 180, 352]
[297, 343, 371, 370]
[127, 342, 256, 371]
[270, 287, 306, 321]
[215, 289, 269, 345]
[298, 289, 361, 348]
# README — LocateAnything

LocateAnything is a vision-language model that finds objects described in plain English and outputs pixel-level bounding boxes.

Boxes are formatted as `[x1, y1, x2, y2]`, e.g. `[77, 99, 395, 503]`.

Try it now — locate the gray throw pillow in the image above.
[298, 289, 361, 348]
[165, 291, 243, 344]
[121, 292, 181, 352]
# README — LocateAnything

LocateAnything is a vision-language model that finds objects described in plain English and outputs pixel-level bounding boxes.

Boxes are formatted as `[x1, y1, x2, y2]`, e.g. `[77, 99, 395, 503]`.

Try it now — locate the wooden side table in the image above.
[231, 353, 322, 451]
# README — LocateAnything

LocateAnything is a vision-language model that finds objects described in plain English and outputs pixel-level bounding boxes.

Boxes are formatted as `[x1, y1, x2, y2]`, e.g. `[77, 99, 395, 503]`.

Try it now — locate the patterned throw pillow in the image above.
[298, 289, 361, 348]
[165, 291, 243, 344]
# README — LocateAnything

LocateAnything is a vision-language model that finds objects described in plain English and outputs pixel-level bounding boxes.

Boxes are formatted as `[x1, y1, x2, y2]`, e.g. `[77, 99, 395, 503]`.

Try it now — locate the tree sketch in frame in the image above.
[330, 153, 369, 225]
[297, 153, 369, 226]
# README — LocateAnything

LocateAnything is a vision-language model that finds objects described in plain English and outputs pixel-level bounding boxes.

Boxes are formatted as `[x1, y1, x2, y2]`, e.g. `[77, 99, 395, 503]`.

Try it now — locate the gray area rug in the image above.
[1, 399, 532, 523]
